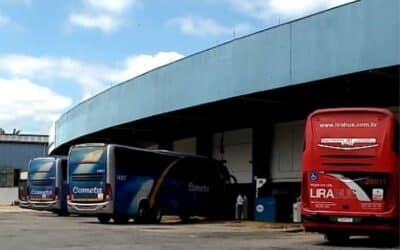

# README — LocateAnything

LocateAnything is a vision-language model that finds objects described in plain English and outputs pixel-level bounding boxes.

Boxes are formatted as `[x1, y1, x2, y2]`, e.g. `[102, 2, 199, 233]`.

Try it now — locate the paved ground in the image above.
[0, 207, 398, 250]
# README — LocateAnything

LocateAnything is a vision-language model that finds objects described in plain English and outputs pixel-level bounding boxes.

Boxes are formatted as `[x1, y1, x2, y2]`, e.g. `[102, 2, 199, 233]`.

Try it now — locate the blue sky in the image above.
[0, 0, 353, 134]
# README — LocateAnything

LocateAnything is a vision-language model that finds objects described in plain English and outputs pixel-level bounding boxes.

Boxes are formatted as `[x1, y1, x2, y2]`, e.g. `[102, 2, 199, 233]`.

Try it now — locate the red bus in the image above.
[301, 107, 399, 242]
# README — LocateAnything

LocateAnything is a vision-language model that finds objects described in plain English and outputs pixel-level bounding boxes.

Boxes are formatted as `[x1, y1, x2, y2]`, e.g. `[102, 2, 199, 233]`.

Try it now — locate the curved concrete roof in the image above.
[52, 0, 399, 153]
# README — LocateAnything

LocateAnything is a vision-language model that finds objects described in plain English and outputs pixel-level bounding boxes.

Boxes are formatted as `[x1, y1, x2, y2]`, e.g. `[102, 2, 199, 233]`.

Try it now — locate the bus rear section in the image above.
[301, 108, 399, 241]
[67, 144, 113, 219]
[18, 171, 30, 209]
[27, 157, 67, 214]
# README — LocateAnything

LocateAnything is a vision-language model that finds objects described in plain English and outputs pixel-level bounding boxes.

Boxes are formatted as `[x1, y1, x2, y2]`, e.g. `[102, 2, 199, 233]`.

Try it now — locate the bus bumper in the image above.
[18, 200, 31, 209]
[303, 214, 399, 234]
[67, 201, 113, 215]
[29, 200, 60, 211]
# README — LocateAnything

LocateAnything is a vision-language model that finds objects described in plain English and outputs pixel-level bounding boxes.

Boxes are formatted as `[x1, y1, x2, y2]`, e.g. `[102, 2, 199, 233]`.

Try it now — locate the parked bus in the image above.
[27, 157, 69, 216]
[67, 143, 234, 224]
[18, 171, 30, 209]
[301, 107, 399, 242]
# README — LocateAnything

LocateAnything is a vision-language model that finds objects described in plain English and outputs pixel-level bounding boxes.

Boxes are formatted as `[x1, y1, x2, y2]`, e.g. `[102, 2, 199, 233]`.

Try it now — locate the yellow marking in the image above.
[71, 198, 102, 202]
[30, 198, 53, 201]
[149, 158, 181, 209]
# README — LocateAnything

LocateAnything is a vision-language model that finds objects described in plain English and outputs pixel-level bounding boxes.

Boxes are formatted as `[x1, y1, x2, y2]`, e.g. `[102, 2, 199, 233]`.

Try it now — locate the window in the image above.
[114, 147, 175, 177]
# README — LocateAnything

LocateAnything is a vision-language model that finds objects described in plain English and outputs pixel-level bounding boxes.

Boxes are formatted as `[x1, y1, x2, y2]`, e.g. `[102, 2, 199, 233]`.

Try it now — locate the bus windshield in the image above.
[28, 159, 56, 185]
[69, 146, 106, 179]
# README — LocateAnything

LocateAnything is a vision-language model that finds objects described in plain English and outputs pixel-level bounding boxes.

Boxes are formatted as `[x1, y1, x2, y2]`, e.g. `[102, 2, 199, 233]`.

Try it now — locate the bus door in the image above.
[160, 159, 189, 215]
[186, 159, 213, 215]
[113, 148, 160, 216]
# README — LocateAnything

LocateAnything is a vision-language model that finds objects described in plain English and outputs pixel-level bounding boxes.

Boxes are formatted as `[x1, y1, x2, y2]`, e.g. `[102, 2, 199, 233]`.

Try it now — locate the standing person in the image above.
[236, 192, 244, 220]
[242, 193, 248, 219]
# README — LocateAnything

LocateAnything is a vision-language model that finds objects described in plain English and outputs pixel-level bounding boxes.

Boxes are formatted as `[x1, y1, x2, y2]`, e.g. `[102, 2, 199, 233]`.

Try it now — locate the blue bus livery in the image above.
[27, 157, 69, 215]
[67, 143, 234, 224]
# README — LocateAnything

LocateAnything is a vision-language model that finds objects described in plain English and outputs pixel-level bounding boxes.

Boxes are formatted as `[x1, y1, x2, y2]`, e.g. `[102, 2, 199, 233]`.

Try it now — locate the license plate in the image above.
[337, 217, 353, 223]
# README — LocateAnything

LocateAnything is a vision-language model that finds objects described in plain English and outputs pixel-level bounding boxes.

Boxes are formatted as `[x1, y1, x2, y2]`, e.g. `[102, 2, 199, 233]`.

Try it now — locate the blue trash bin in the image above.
[254, 196, 276, 222]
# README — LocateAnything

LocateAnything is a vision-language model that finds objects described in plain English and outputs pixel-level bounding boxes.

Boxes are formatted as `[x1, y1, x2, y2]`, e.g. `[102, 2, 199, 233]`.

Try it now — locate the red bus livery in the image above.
[301, 108, 399, 242]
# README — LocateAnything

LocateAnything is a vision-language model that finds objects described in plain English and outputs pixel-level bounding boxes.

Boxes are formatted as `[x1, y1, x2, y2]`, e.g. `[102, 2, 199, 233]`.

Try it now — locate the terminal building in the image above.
[0, 134, 48, 204]
[0, 134, 48, 187]
[49, 0, 399, 221]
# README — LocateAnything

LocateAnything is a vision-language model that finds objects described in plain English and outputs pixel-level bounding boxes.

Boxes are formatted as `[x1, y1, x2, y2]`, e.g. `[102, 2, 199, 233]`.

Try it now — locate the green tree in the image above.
[12, 129, 21, 135]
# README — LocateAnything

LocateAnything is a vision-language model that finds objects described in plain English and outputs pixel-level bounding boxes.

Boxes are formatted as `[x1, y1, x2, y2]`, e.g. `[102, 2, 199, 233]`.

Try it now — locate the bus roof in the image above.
[30, 156, 67, 161]
[309, 107, 393, 118]
[71, 143, 213, 161]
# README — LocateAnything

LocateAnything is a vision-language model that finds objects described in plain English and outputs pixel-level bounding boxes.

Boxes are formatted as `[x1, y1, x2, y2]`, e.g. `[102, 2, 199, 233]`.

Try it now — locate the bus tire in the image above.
[179, 213, 190, 223]
[135, 203, 149, 224]
[152, 207, 162, 224]
[113, 215, 129, 224]
[97, 214, 112, 224]
[370, 233, 399, 246]
[57, 210, 70, 217]
[325, 233, 349, 243]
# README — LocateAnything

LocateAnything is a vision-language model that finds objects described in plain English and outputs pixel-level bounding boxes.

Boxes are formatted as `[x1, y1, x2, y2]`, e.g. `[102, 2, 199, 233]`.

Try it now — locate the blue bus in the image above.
[67, 143, 234, 224]
[27, 157, 69, 215]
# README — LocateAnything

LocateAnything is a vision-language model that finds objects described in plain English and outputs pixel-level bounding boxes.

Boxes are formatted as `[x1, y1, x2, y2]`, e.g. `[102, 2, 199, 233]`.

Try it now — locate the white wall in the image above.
[173, 137, 196, 154]
[0, 187, 18, 205]
[213, 128, 252, 183]
[270, 120, 305, 183]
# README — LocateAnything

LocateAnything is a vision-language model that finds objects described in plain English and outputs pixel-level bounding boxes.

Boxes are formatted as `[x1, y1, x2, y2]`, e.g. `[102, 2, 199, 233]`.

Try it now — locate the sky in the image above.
[0, 0, 353, 134]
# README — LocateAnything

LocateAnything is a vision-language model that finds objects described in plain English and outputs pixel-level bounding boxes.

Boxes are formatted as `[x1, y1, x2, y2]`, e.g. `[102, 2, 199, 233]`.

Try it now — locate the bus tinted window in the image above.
[29, 159, 55, 180]
[114, 147, 174, 177]
[69, 146, 106, 178]
[69, 146, 106, 164]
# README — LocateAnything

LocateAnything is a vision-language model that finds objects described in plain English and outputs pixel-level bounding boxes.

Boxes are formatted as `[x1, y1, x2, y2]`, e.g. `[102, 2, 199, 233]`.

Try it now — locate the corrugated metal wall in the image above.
[0, 143, 48, 170]
[54, 0, 400, 152]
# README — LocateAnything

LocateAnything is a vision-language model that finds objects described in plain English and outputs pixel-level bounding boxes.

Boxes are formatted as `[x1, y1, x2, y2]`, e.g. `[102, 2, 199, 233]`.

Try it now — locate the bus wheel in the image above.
[152, 207, 162, 224]
[179, 213, 190, 223]
[57, 210, 70, 217]
[370, 233, 399, 246]
[97, 214, 112, 224]
[135, 204, 149, 223]
[325, 233, 349, 243]
[113, 215, 129, 224]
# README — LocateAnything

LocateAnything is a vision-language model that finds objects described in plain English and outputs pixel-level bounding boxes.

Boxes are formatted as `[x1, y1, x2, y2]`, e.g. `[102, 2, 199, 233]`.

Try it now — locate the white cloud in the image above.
[111, 52, 185, 83]
[0, 51, 184, 100]
[0, 78, 72, 133]
[0, 51, 183, 133]
[69, 0, 141, 33]
[230, 0, 354, 24]
[0, 55, 52, 75]
[69, 13, 119, 33]
[83, 0, 140, 14]
[0, 14, 11, 26]
[168, 16, 252, 37]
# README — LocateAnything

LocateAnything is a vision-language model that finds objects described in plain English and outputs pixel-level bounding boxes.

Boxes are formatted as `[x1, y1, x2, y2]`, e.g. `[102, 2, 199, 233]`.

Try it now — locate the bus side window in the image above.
[167, 160, 185, 180]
